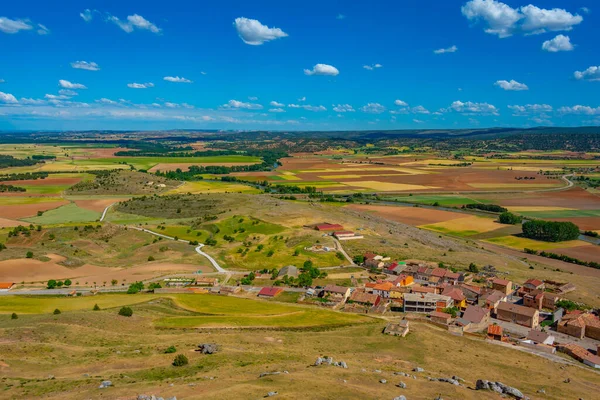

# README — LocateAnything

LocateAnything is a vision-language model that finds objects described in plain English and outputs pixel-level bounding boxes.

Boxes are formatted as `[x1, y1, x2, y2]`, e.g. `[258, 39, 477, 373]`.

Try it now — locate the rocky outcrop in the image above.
[476, 380, 526, 399]
[197, 343, 218, 354]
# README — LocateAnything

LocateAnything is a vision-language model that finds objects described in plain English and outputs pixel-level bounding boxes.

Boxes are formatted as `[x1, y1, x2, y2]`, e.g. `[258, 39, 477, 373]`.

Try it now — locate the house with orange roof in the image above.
[442, 286, 467, 309]
[487, 324, 503, 341]
[371, 281, 394, 298]
[0, 282, 15, 292]
[521, 278, 545, 294]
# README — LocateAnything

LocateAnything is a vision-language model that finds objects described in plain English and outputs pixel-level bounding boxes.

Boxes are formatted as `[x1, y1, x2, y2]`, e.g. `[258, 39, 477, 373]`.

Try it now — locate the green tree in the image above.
[47, 279, 57, 289]
[148, 255, 155, 261]
[498, 212, 523, 225]
[172, 354, 189, 366]
[53, 309, 61, 315]
[26, 251, 33, 259]
[64, 279, 72, 287]
[353, 255, 365, 264]
[118, 306, 133, 317]
[93, 304, 100, 311]
[468, 263, 479, 273]
[11, 313, 18, 320]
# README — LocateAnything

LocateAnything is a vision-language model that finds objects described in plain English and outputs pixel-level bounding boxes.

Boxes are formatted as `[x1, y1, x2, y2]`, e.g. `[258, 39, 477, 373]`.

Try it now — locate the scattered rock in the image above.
[98, 380, 112, 389]
[314, 357, 323, 366]
[48, 375, 55, 380]
[537, 389, 546, 394]
[375, 369, 382, 373]
[475, 380, 526, 399]
[434, 396, 443, 400]
[260, 371, 281, 378]
[266, 391, 278, 397]
[564, 378, 571, 384]
[452, 376, 465, 382]
[413, 367, 424, 373]
[393, 396, 407, 400]
[198, 343, 218, 354]
[82, 373, 89, 378]
[340, 361, 348, 369]
[396, 381, 407, 389]
[380, 379, 387, 384]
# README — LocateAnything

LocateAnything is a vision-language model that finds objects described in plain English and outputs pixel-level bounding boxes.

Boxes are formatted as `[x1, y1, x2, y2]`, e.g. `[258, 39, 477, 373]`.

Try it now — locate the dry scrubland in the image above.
[1, 295, 600, 400]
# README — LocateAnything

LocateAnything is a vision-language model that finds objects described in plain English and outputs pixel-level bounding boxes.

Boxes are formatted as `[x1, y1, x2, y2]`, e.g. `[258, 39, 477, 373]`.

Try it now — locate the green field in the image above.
[484, 235, 590, 251]
[90, 155, 262, 170]
[23, 203, 101, 224]
[0, 196, 66, 205]
[0, 294, 157, 314]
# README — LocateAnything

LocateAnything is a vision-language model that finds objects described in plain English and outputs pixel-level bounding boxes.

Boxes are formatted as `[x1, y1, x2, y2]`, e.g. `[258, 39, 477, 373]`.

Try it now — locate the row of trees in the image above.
[524, 248, 600, 269]
[463, 203, 507, 213]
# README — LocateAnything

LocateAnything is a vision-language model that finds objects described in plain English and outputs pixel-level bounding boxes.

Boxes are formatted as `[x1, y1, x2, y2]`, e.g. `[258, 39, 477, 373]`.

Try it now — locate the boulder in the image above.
[380, 379, 387, 384]
[266, 392, 278, 397]
[340, 361, 348, 369]
[393, 396, 407, 400]
[476, 380, 490, 391]
[413, 367, 424, 373]
[260, 371, 281, 378]
[475, 379, 526, 399]
[98, 380, 112, 389]
[397, 381, 407, 389]
[314, 357, 323, 366]
[198, 343, 218, 354]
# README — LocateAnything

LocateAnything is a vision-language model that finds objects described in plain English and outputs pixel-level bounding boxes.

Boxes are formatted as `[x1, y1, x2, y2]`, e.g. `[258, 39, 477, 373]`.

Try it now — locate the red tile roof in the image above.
[488, 324, 503, 336]
[431, 268, 447, 278]
[430, 311, 452, 320]
[258, 287, 283, 297]
[323, 284, 350, 295]
[0, 282, 15, 290]
[524, 278, 544, 288]
[492, 278, 510, 286]
[364, 252, 377, 260]
[462, 305, 489, 324]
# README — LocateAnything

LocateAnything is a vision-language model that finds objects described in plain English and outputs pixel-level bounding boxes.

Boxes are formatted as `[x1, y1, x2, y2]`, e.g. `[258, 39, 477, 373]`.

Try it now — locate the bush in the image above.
[522, 220, 580, 242]
[127, 281, 145, 294]
[53, 309, 61, 315]
[118, 306, 133, 317]
[93, 304, 100, 311]
[26, 251, 33, 259]
[64, 279, 72, 287]
[148, 255, 155, 261]
[468, 263, 479, 273]
[11, 313, 18, 320]
[47, 279, 57, 289]
[172, 354, 189, 366]
[164, 345, 177, 354]
[498, 212, 523, 225]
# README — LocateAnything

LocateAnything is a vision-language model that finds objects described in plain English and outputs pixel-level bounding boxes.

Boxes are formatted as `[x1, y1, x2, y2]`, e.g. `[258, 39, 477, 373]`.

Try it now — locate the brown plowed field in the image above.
[499, 187, 600, 209]
[73, 198, 129, 212]
[346, 204, 465, 226]
[0, 218, 22, 228]
[0, 200, 69, 219]
[550, 246, 600, 264]
[0, 258, 213, 283]
[552, 217, 600, 231]
[72, 147, 129, 159]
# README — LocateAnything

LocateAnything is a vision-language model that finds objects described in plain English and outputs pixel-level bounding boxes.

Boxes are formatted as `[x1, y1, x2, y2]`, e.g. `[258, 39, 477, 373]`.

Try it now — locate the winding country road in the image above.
[129, 226, 230, 281]
[99, 203, 115, 221]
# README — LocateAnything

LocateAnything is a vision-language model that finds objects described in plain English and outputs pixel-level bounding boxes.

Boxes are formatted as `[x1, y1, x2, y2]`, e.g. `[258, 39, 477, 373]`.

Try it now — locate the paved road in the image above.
[129, 226, 230, 281]
[99, 203, 115, 222]
[332, 238, 356, 265]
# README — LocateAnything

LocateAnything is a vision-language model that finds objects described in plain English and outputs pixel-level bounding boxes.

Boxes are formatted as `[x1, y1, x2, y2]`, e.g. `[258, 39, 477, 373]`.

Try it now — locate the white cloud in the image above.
[394, 99, 408, 107]
[333, 104, 355, 112]
[164, 76, 193, 83]
[45, 94, 70, 100]
[574, 66, 600, 81]
[434, 45, 458, 54]
[80, 9, 93, 22]
[304, 64, 339, 76]
[558, 105, 600, 115]
[269, 108, 285, 113]
[221, 99, 263, 110]
[96, 98, 118, 105]
[508, 104, 553, 115]
[233, 17, 288, 45]
[287, 104, 326, 112]
[336, 14, 346, 20]
[495, 79, 529, 91]
[127, 82, 154, 89]
[445, 100, 499, 115]
[360, 103, 386, 114]
[363, 64, 383, 70]
[248, 96, 258, 101]
[411, 105, 430, 114]
[59, 80, 87, 89]
[20, 98, 46, 105]
[542, 34, 574, 52]
[37, 24, 50, 35]
[462, 0, 583, 38]
[0, 91, 18, 104]
[59, 89, 78, 97]
[71, 61, 100, 71]
[270, 101, 284, 107]
[298, 97, 306, 102]
[0, 17, 33, 34]
[0, 79, 5, 84]
[109, 14, 161, 34]
[413, 119, 425, 124]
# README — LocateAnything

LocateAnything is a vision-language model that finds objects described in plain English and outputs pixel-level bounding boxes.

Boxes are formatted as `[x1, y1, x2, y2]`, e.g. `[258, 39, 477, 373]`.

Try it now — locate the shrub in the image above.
[93, 304, 100, 311]
[118, 306, 133, 317]
[47, 279, 57, 289]
[53, 309, 61, 315]
[11, 313, 18, 320]
[26, 251, 33, 259]
[148, 255, 155, 261]
[164, 345, 177, 354]
[127, 281, 145, 294]
[64, 279, 72, 287]
[172, 354, 189, 367]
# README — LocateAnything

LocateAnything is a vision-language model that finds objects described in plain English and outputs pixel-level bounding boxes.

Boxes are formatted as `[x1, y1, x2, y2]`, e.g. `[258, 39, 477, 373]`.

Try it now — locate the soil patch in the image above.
[346, 204, 465, 226]
[0, 200, 69, 219]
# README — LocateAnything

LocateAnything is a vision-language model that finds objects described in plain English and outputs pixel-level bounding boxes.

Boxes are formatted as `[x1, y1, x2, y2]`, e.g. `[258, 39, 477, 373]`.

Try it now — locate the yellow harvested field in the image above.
[467, 183, 562, 189]
[318, 174, 362, 179]
[37, 162, 129, 172]
[484, 236, 591, 251]
[278, 174, 302, 181]
[166, 180, 259, 194]
[297, 167, 432, 174]
[506, 206, 576, 212]
[343, 181, 437, 191]
[421, 215, 505, 235]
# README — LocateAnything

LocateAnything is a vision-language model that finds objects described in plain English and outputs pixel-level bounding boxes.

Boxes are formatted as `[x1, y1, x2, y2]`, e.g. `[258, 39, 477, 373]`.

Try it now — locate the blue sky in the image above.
[0, 0, 598, 131]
